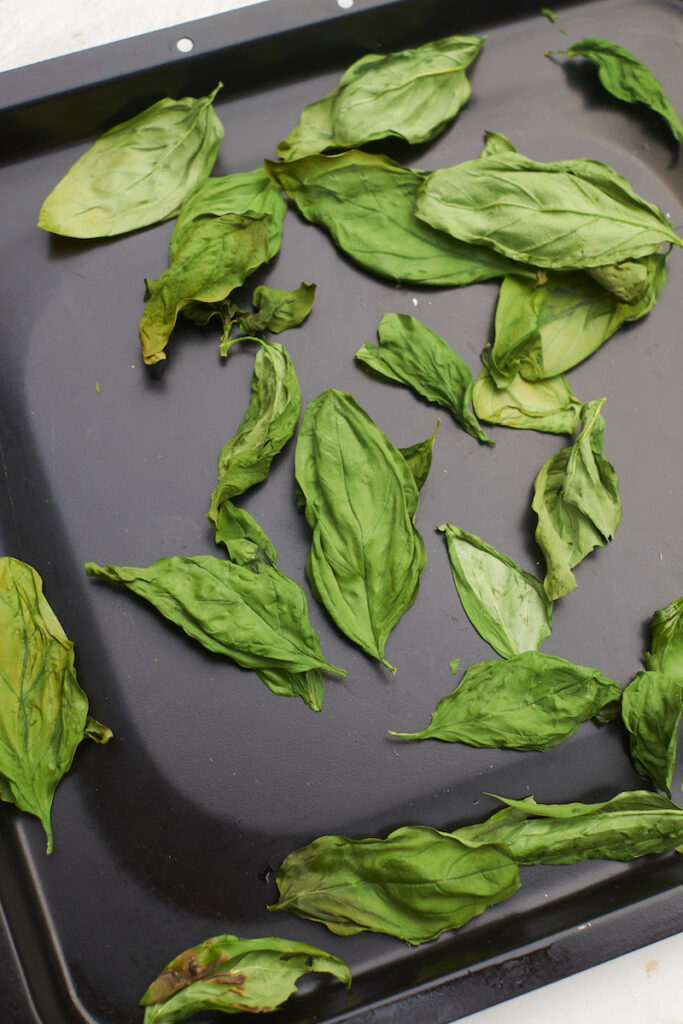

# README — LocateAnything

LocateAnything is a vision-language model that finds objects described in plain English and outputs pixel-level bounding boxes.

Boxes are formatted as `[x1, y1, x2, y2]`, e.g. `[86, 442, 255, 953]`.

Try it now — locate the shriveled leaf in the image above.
[645, 597, 683, 678]
[277, 35, 485, 160]
[438, 525, 552, 658]
[390, 650, 620, 750]
[295, 389, 426, 671]
[399, 420, 440, 492]
[586, 258, 654, 304]
[356, 314, 492, 444]
[39, 85, 223, 238]
[622, 670, 683, 795]
[532, 399, 622, 600]
[211, 502, 278, 568]
[236, 282, 316, 337]
[473, 365, 581, 435]
[265, 151, 528, 286]
[0, 557, 111, 853]
[269, 825, 520, 945]
[140, 933, 350, 1022]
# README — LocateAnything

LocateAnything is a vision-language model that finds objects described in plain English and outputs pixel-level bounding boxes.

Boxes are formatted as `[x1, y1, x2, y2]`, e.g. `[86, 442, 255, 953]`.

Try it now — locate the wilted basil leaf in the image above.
[0, 557, 111, 853]
[547, 38, 683, 142]
[399, 420, 440, 492]
[356, 313, 492, 444]
[645, 597, 683, 678]
[390, 651, 620, 750]
[277, 35, 485, 160]
[416, 151, 682, 268]
[269, 825, 520, 945]
[265, 151, 527, 286]
[140, 933, 351, 1022]
[622, 670, 683, 795]
[39, 85, 223, 238]
[438, 525, 552, 658]
[473, 365, 581, 435]
[532, 399, 622, 600]
[234, 282, 316, 340]
[295, 389, 426, 672]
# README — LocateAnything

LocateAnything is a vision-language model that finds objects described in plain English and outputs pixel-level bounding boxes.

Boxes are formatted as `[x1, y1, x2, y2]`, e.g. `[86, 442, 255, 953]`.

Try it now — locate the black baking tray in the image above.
[1, 0, 682, 1021]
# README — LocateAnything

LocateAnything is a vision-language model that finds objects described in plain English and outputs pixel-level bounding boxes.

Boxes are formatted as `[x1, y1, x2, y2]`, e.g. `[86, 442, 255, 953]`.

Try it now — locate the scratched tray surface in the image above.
[1, 0, 682, 1021]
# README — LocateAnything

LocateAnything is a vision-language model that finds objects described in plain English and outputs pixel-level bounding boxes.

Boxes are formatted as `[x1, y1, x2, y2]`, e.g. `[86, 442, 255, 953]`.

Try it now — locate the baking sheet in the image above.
[1, 0, 682, 1021]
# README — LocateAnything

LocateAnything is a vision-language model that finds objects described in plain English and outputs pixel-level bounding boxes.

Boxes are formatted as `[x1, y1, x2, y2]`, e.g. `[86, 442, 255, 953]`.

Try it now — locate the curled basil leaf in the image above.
[399, 420, 440, 492]
[234, 282, 316, 340]
[645, 597, 683, 678]
[473, 365, 581, 435]
[39, 85, 223, 238]
[622, 670, 683, 796]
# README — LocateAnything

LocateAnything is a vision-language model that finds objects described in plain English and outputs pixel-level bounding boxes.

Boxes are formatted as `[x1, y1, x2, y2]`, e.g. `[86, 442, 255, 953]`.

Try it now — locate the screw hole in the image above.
[176, 37, 194, 53]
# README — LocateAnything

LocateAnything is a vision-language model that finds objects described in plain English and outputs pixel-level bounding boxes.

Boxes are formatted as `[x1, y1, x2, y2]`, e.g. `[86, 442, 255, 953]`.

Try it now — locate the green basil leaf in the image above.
[532, 399, 622, 600]
[541, 8, 559, 22]
[265, 151, 528, 286]
[236, 282, 316, 337]
[457, 790, 683, 863]
[0, 557, 112, 853]
[399, 420, 440, 492]
[356, 314, 492, 445]
[277, 35, 485, 160]
[139, 213, 270, 365]
[211, 502, 278, 568]
[140, 933, 350, 1022]
[622, 670, 683, 795]
[479, 130, 518, 157]
[84, 556, 344, 677]
[586, 258, 654, 304]
[547, 38, 683, 142]
[390, 650, 620, 750]
[645, 597, 683, 678]
[438, 525, 552, 658]
[415, 151, 682, 268]
[295, 389, 426, 672]
[38, 85, 223, 238]
[472, 365, 581, 435]
[170, 166, 286, 262]
[269, 825, 520, 945]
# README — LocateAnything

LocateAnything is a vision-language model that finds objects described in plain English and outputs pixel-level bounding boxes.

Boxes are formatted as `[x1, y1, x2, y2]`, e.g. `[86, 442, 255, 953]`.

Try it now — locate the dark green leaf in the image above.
[140, 933, 351, 1022]
[472, 365, 581, 435]
[645, 597, 683, 678]
[0, 557, 111, 852]
[236, 282, 316, 337]
[399, 420, 440, 492]
[38, 85, 223, 238]
[438, 525, 552, 658]
[390, 650, 620, 750]
[622, 670, 683, 795]
[277, 35, 485, 160]
[295, 389, 426, 672]
[269, 825, 520, 945]
[532, 399, 622, 600]
[356, 313, 492, 444]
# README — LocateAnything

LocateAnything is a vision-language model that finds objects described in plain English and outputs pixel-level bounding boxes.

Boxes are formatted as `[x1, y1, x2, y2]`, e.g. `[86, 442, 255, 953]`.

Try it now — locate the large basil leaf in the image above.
[548, 38, 683, 142]
[415, 151, 682, 268]
[85, 556, 343, 677]
[456, 791, 683, 863]
[295, 389, 426, 672]
[269, 825, 520, 945]
[277, 35, 484, 160]
[438, 525, 552, 658]
[140, 213, 270, 365]
[645, 597, 683, 678]
[473, 365, 581, 435]
[0, 558, 112, 852]
[356, 313, 492, 444]
[38, 86, 223, 238]
[390, 651, 620, 750]
[532, 399, 622, 600]
[399, 421, 440, 492]
[265, 151, 527, 286]
[140, 933, 351, 1022]
[622, 670, 683, 795]
[170, 166, 286, 262]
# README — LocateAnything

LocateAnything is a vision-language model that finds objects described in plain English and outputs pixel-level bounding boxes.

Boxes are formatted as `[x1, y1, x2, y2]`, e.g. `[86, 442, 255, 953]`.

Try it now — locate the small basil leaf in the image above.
[472, 365, 581, 435]
[622, 670, 683, 795]
[645, 597, 683, 678]
[399, 420, 440, 492]
[236, 282, 316, 337]
[479, 130, 518, 157]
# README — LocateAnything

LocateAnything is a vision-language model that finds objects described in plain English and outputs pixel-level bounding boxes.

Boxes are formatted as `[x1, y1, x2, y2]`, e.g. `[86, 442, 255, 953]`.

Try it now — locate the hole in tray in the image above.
[176, 37, 194, 53]
[337, 0, 354, 8]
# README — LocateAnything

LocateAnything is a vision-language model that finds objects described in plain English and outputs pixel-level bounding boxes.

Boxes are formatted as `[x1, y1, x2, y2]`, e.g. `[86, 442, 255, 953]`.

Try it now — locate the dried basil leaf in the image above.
[473, 365, 581, 435]
[399, 420, 440, 492]
[532, 399, 622, 600]
[277, 35, 485, 160]
[140, 933, 351, 1022]
[622, 670, 683, 795]
[390, 651, 620, 750]
[39, 85, 223, 238]
[269, 825, 520, 945]
[235, 282, 316, 339]
[0, 557, 111, 853]
[439, 525, 552, 658]
[645, 597, 683, 678]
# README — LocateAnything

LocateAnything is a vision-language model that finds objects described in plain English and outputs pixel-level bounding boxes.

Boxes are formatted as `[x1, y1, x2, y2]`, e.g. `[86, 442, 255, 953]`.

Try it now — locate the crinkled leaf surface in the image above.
[295, 389, 426, 671]
[532, 399, 622, 600]
[356, 314, 491, 444]
[0, 558, 111, 853]
[391, 650, 620, 750]
[645, 597, 683, 679]
[269, 825, 520, 945]
[140, 933, 350, 1022]
[39, 85, 223, 238]
[236, 282, 316, 337]
[438, 525, 552, 658]
[473, 365, 581, 435]
[622, 670, 683, 796]
[548, 38, 683, 142]
[399, 420, 440, 492]
[415, 151, 682, 268]
[265, 151, 527, 286]
[277, 35, 484, 160]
